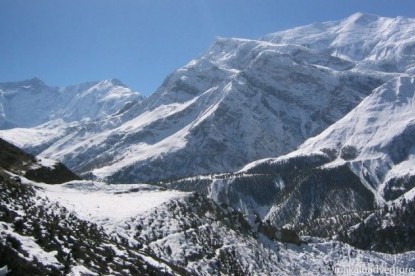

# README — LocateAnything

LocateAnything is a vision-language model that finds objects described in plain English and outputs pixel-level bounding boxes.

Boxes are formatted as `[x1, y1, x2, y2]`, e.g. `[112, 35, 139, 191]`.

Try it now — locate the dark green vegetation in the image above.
[165, 152, 415, 255]
[343, 199, 415, 253]
[0, 138, 80, 184]
[165, 153, 375, 226]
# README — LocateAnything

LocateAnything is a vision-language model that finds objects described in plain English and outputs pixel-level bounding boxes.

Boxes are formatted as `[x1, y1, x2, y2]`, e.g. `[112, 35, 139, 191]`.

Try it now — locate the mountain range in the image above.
[1, 12, 415, 274]
[5, 12, 414, 183]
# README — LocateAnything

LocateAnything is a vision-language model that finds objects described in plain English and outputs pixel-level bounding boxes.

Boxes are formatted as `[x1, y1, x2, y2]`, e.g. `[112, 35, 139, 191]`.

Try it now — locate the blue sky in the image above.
[1, 0, 415, 95]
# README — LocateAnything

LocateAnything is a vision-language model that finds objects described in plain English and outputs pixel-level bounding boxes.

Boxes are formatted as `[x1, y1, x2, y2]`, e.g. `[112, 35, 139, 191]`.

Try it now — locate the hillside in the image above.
[1, 142, 415, 275]
[0, 138, 80, 184]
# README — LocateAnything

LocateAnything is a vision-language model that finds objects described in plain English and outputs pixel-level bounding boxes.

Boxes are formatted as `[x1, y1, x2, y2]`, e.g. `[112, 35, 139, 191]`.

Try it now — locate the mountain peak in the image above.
[344, 12, 380, 25]
[0, 77, 48, 90]
[19, 77, 48, 89]
[0, 77, 142, 129]
[27, 77, 46, 85]
[107, 78, 127, 87]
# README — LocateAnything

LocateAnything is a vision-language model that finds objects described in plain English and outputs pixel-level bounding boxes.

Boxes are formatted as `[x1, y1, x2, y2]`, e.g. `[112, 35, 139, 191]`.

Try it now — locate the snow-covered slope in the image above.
[262, 12, 415, 73]
[2, 165, 415, 275]
[167, 75, 415, 249]
[0, 78, 141, 129]
[235, 75, 415, 207]
[93, 38, 380, 182]
[282, 76, 415, 199]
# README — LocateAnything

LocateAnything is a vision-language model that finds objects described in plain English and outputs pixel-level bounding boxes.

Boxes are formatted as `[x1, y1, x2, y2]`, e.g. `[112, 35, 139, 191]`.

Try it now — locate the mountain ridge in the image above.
[0, 13, 414, 184]
[0, 78, 142, 129]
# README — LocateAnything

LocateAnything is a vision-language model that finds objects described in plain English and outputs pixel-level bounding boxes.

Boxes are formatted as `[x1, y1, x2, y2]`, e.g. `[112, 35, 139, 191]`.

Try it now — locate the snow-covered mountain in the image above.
[94, 38, 381, 182]
[0, 78, 141, 129]
[247, 75, 415, 217]
[262, 12, 415, 74]
[280, 75, 415, 200]
[167, 75, 415, 254]
[4, 13, 413, 182]
[2, 12, 415, 274]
